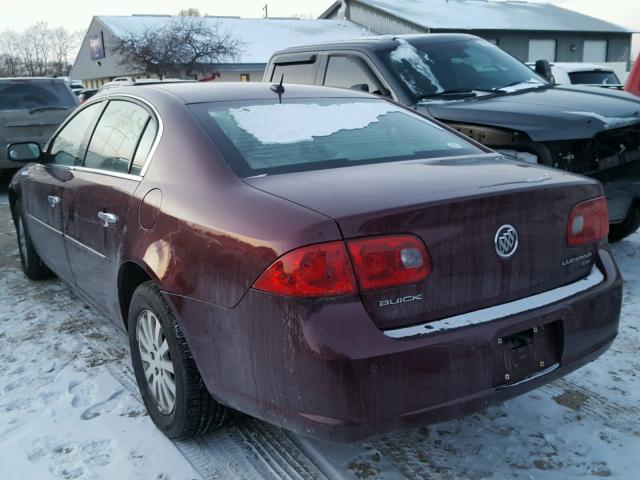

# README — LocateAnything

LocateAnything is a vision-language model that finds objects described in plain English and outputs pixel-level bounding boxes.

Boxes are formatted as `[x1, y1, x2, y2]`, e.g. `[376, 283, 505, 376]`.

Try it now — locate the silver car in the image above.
[0, 77, 78, 172]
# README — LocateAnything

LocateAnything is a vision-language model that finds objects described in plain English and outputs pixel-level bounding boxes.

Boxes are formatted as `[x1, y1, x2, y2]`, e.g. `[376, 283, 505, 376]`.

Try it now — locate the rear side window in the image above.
[568, 71, 620, 85]
[191, 98, 483, 177]
[0, 80, 76, 111]
[324, 55, 382, 93]
[84, 100, 150, 173]
[130, 119, 158, 175]
[49, 103, 102, 166]
[271, 62, 316, 84]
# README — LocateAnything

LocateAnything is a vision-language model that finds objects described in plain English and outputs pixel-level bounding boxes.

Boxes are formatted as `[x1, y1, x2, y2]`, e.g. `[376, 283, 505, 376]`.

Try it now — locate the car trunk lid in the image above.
[245, 155, 603, 330]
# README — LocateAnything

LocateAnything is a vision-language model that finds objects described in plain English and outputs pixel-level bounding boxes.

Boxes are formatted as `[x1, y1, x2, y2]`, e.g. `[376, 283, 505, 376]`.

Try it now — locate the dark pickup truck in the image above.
[265, 34, 640, 241]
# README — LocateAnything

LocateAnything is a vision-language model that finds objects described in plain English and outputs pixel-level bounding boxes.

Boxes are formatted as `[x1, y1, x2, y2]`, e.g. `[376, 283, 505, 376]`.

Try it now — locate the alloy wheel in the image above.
[136, 309, 176, 414]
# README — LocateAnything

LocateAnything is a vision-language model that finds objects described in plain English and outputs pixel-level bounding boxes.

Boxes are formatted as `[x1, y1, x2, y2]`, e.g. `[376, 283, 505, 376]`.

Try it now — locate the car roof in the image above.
[97, 81, 377, 104]
[270, 33, 480, 57]
[551, 63, 615, 73]
[0, 77, 69, 82]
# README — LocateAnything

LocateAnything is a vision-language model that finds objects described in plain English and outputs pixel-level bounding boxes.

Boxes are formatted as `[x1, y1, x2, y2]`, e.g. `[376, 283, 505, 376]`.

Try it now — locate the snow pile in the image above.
[227, 102, 398, 144]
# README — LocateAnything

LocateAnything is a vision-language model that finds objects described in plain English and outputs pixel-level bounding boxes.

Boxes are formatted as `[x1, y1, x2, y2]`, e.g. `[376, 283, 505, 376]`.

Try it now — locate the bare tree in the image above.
[0, 31, 22, 76]
[178, 8, 202, 17]
[113, 18, 244, 79]
[0, 23, 78, 77]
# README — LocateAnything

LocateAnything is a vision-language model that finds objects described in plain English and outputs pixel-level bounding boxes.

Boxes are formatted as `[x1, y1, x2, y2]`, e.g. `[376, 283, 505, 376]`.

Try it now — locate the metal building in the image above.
[321, 0, 634, 75]
[70, 15, 372, 88]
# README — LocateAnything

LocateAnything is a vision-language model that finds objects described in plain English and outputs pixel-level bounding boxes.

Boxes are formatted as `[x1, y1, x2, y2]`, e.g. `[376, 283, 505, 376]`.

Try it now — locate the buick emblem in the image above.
[495, 225, 518, 258]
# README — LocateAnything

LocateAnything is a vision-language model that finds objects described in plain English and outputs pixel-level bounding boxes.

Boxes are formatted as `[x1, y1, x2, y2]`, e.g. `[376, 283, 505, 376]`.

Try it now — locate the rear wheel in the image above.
[128, 281, 227, 439]
[12, 201, 53, 280]
[609, 207, 640, 243]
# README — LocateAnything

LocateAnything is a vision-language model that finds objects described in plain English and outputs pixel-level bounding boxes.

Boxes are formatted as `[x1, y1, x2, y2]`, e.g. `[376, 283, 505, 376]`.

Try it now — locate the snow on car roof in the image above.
[97, 16, 373, 64]
[349, 0, 631, 33]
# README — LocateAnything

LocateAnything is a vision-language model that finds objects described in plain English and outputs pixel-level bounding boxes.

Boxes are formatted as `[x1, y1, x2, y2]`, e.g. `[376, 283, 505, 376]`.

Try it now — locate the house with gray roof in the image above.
[71, 15, 371, 88]
[321, 0, 634, 73]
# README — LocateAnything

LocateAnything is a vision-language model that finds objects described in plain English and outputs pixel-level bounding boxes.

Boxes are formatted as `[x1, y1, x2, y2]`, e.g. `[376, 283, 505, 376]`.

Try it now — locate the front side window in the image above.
[382, 38, 547, 102]
[84, 100, 150, 173]
[191, 98, 483, 177]
[324, 55, 382, 94]
[49, 103, 102, 166]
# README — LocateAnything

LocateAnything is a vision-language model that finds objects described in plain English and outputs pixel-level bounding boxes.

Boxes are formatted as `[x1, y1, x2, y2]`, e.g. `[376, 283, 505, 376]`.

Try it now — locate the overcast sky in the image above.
[1, 0, 638, 57]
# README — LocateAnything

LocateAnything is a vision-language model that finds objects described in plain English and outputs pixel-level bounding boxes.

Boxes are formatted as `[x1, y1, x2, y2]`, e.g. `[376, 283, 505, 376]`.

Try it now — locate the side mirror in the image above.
[350, 83, 370, 92]
[7, 142, 42, 162]
[534, 59, 554, 82]
[372, 87, 392, 97]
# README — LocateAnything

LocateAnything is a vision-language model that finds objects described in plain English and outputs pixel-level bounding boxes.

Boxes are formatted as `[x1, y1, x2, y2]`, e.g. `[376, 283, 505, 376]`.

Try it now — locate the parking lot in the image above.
[1, 172, 639, 480]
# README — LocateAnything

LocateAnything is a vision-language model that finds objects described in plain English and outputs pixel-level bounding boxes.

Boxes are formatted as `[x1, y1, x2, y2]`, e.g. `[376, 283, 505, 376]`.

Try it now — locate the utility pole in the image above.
[263, 3, 268, 18]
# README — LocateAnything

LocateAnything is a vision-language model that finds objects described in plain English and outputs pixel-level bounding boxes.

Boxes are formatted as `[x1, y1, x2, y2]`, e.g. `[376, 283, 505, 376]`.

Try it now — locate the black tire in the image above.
[128, 281, 227, 439]
[12, 201, 53, 280]
[609, 207, 640, 243]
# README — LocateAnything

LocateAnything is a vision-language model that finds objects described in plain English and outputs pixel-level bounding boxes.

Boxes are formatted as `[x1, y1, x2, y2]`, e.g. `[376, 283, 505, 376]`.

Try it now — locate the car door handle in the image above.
[47, 195, 60, 207]
[98, 211, 118, 227]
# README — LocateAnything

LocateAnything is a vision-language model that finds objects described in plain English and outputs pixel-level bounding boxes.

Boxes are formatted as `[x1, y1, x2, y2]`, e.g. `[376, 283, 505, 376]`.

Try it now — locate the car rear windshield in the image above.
[190, 98, 484, 176]
[568, 71, 621, 85]
[0, 79, 76, 111]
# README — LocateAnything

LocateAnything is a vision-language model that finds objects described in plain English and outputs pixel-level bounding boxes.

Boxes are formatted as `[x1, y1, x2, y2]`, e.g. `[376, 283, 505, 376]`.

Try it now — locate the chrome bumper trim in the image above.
[383, 266, 604, 339]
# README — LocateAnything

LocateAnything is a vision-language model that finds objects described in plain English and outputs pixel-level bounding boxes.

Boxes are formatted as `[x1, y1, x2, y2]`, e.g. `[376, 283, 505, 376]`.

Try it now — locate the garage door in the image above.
[529, 39, 556, 62]
[583, 40, 607, 62]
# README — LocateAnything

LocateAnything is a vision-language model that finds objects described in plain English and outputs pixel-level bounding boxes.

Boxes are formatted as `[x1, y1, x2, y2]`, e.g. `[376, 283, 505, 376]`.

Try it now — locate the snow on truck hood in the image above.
[424, 85, 640, 141]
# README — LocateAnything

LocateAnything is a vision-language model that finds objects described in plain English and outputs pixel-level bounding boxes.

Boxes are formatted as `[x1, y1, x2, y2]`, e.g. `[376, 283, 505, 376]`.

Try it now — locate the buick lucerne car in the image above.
[7, 82, 622, 442]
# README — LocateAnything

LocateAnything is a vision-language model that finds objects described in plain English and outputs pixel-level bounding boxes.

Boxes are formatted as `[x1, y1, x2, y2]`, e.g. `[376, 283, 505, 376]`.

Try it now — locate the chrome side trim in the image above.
[65, 234, 107, 260]
[28, 214, 107, 259]
[383, 266, 605, 339]
[70, 165, 143, 182]
[27, 213, 63, 235]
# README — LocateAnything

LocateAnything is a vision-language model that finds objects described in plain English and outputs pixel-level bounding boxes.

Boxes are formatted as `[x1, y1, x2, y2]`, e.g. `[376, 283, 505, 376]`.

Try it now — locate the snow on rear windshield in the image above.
[228, 102, 402, 144]
[193, 98, 483, 176]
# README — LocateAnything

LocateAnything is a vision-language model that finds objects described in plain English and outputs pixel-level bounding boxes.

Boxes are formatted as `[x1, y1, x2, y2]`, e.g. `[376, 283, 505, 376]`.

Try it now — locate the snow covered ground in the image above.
[0, 201, 638, 480]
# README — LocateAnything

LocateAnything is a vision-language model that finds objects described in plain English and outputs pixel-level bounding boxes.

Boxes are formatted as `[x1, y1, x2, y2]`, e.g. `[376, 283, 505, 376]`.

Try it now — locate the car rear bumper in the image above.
[169, 247, 622, 442]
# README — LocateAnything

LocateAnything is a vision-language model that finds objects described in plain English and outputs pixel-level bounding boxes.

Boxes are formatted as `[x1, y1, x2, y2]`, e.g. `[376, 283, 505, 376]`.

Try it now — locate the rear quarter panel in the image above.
[119, 90, 341, 309]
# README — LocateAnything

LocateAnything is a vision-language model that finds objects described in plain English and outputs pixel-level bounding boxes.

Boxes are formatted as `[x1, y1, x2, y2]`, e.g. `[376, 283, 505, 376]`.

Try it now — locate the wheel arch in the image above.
[117, 260, 158, 330]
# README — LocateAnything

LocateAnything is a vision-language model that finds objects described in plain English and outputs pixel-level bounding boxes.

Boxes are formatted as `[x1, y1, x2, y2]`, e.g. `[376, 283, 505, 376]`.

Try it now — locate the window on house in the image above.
[240, 73, 250, 82]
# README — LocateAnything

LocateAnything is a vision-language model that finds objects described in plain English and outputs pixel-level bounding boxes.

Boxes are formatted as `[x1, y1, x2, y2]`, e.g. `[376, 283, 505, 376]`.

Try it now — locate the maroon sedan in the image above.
[7, 82, 621, 442]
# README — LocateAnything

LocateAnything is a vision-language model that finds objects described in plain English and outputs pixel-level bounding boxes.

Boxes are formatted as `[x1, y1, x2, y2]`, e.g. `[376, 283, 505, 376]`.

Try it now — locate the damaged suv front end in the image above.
[380, 36, 640, 240]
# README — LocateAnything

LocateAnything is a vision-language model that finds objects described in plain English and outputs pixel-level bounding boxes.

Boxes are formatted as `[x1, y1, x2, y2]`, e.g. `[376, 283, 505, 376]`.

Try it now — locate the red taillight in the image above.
[347, 235, 431, 291]
[253, 235, 431, 297]
[567, 196, 609, 247]
[253, 241, 357, 297]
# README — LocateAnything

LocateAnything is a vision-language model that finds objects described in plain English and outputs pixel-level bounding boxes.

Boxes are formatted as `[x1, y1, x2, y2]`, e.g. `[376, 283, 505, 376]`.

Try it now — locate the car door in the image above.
[21, 102, 103, 282]
[63, 98, 158, 319]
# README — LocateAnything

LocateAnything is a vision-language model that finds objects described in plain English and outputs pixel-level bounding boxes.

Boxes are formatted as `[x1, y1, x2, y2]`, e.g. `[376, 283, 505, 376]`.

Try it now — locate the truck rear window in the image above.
[0, 80, 76, 111]
[191, 97, 484, 176]
[568, 71, 621, 85]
